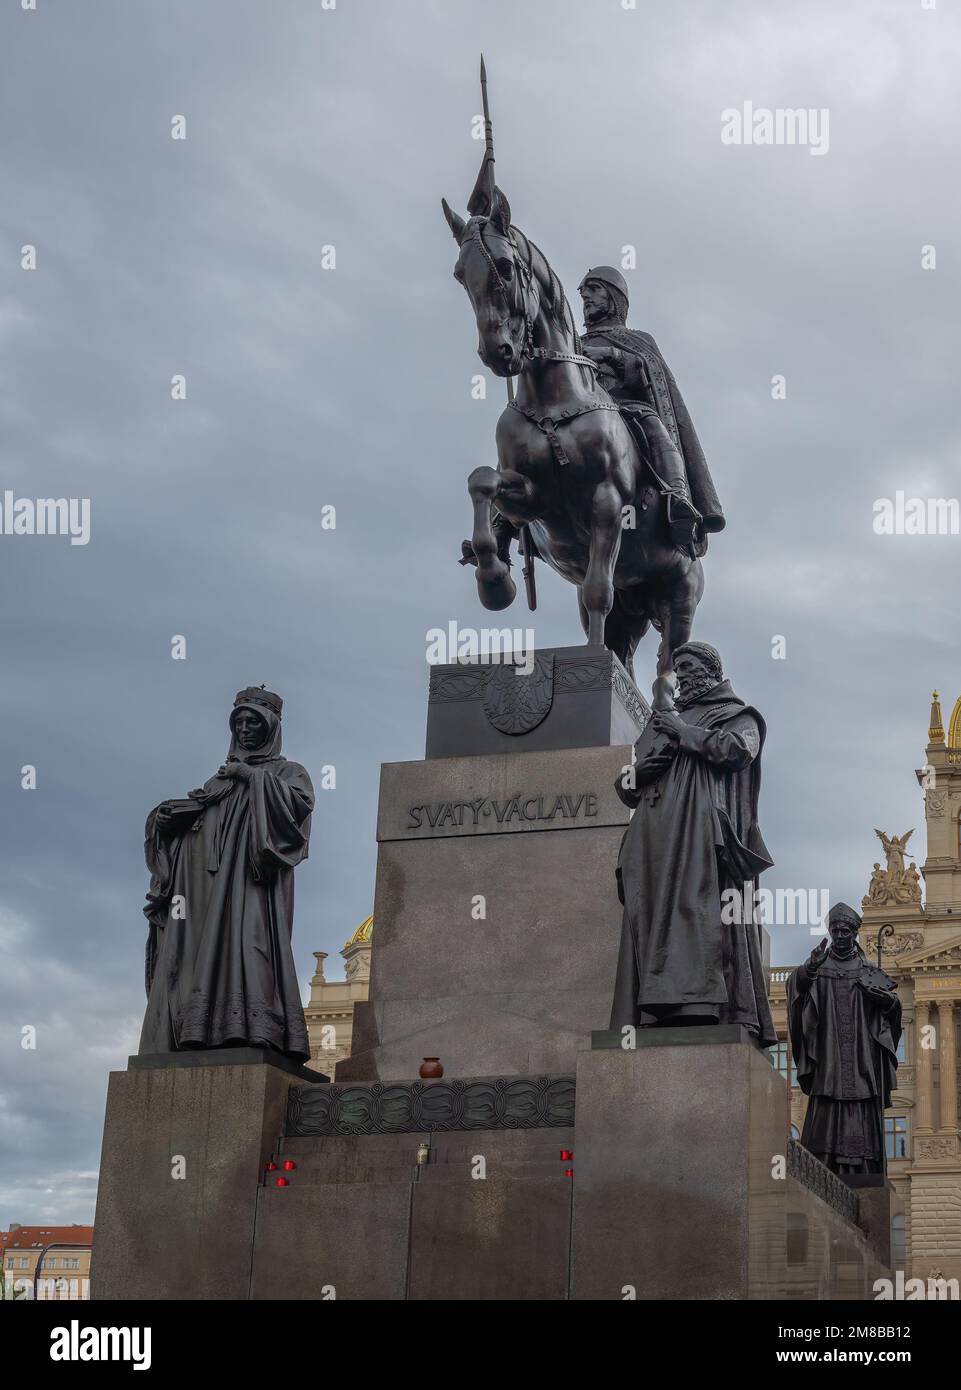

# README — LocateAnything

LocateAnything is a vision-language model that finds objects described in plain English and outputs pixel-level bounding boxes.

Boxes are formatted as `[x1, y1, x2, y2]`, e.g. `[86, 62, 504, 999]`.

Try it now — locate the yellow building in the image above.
[1, 1224, 93, 1300]
[770, 692, 961, 1284]
[304, 916, 372, 1072]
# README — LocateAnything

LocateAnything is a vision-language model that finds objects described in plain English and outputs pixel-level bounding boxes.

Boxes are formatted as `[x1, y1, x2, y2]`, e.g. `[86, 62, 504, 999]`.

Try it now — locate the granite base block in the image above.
[91, 1059, 294, 1300]
[129, 1048, 329, 1083]
[92, 1051, 894, 1300]
[570, 1035, 786, 1299]
[343, 743, 633, 1081]
[425, 644, 649, 759]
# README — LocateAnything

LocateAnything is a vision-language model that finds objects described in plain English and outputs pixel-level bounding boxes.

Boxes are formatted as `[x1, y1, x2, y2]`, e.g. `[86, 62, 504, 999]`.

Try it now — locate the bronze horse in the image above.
[443, 74, 709, 705]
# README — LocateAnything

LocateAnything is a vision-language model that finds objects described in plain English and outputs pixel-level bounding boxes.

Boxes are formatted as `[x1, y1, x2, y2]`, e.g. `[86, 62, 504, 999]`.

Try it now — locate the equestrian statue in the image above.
[444, 60, 724, 705]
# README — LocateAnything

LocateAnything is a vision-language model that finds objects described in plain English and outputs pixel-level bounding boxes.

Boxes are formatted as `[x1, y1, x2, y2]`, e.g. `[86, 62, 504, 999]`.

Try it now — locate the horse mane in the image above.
[511, 225, 582, 352]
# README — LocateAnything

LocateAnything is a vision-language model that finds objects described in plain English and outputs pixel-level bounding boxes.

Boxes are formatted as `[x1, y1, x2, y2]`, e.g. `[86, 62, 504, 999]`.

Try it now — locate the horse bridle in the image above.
[471, 220, 599, 376]
[469, 218, 615, 469]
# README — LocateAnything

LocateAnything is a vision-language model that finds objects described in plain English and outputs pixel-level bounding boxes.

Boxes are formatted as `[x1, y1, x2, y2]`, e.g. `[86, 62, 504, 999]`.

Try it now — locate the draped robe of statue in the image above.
[787, 952, 901, 1174]
[610, 679, 776, 1046]
[138, 703, 313, 1059]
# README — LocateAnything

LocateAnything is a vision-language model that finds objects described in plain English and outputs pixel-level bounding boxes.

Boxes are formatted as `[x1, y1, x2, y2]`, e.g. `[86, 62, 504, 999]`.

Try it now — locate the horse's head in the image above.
[442, 172, 539, 377]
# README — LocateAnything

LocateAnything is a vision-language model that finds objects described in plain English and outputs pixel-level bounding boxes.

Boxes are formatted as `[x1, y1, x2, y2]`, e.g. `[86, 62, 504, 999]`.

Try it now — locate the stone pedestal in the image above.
[90, 649, 900, 1301]
[92, 1046, 892, 1300]
[251, 1128, 576, 1301]
[425, 645, 647, 759]
[91, 1053, 300, 1300]
[338, 744, 635, 1080]
[569, 1031, 787, 1299]
[338, 648, 649, 1082]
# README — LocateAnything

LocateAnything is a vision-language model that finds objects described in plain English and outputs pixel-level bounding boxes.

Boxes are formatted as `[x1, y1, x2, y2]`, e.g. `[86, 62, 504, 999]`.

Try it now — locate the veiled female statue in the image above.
[138, 687, 313, 1060]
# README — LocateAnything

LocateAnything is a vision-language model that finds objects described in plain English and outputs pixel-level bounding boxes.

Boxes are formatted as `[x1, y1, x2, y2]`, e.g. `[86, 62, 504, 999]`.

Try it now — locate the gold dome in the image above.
[343, 915, 373, 952]
[948, 695, 961, 750]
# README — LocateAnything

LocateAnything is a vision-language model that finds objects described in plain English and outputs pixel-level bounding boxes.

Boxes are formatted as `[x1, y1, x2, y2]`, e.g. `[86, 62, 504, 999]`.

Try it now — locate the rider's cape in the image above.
[592, 327, 725, 533]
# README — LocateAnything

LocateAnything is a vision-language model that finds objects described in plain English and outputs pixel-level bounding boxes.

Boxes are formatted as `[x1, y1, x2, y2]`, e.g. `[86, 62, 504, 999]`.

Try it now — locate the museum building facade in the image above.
[770, 693, 961, 1284]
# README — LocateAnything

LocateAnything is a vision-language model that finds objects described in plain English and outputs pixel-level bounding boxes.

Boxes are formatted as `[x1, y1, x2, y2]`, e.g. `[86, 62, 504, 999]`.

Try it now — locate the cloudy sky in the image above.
[2, 0, 959, 1225]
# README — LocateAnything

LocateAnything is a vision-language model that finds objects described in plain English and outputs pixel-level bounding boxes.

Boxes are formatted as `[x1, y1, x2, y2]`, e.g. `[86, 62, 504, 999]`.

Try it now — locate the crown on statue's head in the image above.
[233, 685, 283, 718]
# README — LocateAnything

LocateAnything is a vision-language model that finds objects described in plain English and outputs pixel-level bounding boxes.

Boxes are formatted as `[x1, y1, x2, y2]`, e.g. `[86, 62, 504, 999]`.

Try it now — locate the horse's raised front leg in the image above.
[580, 480, 623, 646]
[467, 466, 517, 611]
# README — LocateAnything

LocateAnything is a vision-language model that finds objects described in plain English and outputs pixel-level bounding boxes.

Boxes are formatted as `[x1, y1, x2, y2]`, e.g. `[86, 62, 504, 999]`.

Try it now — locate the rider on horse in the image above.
[449, 60, 716, 691]
[463, 264, 724, 574]
[579, 265, 724, 551]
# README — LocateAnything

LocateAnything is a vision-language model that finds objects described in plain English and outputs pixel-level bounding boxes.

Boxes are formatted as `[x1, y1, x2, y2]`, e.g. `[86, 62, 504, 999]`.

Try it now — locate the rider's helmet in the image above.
[578, 266, 629, 323]
[578, 265, 630, 299]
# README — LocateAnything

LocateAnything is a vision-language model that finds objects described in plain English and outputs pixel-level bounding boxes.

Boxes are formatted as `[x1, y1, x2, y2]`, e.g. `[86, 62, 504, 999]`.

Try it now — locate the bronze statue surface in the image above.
[787, 903, 902, 1176]
[139, 687, 313, 1060]
[608, 641, 776, 1045]
[578, 263, 723, 539]
[445, 60, 720, 706]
